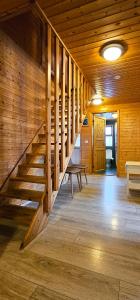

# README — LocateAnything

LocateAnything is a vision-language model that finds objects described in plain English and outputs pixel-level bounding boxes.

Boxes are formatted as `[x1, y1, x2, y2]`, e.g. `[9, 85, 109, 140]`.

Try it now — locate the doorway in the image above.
[93, 112, 118, 176]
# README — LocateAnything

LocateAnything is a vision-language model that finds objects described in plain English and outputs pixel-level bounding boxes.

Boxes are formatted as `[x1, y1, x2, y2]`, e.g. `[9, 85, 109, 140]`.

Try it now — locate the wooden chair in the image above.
[66, 166, 82, 197]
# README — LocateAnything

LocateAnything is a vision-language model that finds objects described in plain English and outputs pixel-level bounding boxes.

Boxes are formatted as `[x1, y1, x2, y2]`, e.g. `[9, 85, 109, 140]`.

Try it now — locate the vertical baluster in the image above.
[45, 24, 52, 212]
[76, 68, 80, 133]
[61, 47, 66, 172]
[83, 78, 86, 114]
[72, 63, 76, 144]
[80, 73, 83, 123]
[54, 36, 59, 191]
[86, 82, 88, 107]
[66, 55, 71, 156]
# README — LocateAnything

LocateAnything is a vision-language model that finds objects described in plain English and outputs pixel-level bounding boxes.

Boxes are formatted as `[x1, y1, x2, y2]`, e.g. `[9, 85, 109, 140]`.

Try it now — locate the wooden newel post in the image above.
[61, 47, 66, 172]
[72, 63, 76, 144]
[66, 55, 71, 156]
[54, 36, 60, 191]
[76, 68, 80, 133]
[80, 73, 83, 123]
[45, 24, 52, 212]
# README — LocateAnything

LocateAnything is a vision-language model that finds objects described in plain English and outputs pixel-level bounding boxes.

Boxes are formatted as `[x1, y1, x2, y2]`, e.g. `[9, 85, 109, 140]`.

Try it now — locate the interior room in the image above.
[0, 1, 140, 299]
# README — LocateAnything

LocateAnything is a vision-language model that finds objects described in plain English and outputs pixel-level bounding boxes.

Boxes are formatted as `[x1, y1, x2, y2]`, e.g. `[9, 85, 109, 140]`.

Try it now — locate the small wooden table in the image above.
[69, 164, 88, 184]
[125, 161, 140, 195]
[66, 166, 82, 197]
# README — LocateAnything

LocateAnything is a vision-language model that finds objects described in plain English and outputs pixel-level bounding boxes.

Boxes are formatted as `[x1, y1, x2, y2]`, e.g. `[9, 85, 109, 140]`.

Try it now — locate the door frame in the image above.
[92, 110, 120, 176]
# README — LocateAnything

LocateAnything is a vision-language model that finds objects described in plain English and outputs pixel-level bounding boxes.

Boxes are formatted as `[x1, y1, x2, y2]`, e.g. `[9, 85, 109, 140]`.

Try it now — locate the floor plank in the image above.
[31, 286, 76, 300]
[0, 269, 36, 300]
[119, 281, 140, 300]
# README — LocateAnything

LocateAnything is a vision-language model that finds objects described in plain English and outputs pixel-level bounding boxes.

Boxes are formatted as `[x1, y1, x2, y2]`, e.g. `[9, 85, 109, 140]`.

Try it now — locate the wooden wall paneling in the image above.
[0, 1, 31, 22]
[0, 29, 45, 188]
[72, 62, 76, 144]
[45, 24, 52, 212]
[76, 68, 80, 133]
[60, 46, 66, 172]
[66, 55, 72, 156]
[54, 36, 60, 191]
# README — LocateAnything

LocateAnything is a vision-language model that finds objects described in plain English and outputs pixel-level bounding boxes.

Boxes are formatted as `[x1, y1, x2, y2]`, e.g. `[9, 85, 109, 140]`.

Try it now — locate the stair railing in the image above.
[32, 1, 93, 212]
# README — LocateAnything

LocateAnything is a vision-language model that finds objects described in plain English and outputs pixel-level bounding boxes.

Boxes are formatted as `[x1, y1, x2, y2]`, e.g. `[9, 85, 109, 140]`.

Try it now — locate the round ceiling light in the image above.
[100, 42, 125, 61]
[92, 95, 103, 105]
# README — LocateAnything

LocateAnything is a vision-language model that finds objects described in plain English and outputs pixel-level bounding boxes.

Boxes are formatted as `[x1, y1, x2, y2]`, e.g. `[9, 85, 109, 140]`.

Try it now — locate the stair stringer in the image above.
[20, 195, 48, 249]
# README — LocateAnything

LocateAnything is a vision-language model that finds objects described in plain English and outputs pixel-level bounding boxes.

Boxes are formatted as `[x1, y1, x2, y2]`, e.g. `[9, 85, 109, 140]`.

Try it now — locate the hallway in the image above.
[0, 175, 140, 299]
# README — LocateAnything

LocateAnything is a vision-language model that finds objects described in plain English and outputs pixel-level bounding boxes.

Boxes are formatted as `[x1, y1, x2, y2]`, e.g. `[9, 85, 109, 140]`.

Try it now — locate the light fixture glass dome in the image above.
[101, 43, 124, 61]
[92, 95, 103, 105]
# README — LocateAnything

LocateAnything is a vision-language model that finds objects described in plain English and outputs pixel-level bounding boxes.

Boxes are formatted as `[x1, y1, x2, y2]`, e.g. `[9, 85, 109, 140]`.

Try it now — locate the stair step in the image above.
[26, 153, 46, 159]
[0, 189, 43, 202]
[26, 150, 62, 158]
[32, 142, 46, 146]
[32, 142, 62, 148]
[44, 125, 67, 130]
[19, 163, 46, 169]
[39, 133, 67, 138]
[0, 204, 36, 226]
[10, 175, 47, 184]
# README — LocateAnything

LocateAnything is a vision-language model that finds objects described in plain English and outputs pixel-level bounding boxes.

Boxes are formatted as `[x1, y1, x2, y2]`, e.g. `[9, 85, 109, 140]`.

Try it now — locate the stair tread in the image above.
[39, 133, 67, 137]
[26, 152, 46, 156]
[0, 204, 36, 226]
[19, 163, 46, 168]
[27, 151, 61, 157]
[10, 175, 47, 184]
[0, 188, 43, 202]
[32, 142, 46, 146]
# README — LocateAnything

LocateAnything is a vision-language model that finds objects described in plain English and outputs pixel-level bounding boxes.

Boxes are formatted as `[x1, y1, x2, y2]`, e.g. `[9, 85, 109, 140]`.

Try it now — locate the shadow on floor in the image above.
[0, 223, 26, 256]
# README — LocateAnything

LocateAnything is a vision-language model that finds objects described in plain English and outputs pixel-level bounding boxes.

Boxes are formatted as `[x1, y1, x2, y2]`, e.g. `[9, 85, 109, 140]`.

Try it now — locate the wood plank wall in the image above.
[81, 103, 140, 176]
[0, 30, 45, 187]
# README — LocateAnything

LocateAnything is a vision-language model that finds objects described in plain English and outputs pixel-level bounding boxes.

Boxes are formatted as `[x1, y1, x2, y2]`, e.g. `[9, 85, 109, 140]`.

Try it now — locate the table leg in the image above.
[84, 169, 88, 184]
[70, 174, 73, 198]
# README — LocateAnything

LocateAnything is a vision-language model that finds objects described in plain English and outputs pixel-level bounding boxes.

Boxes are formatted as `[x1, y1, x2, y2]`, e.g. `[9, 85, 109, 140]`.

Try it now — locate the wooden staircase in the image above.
[0, 2, 92, 249]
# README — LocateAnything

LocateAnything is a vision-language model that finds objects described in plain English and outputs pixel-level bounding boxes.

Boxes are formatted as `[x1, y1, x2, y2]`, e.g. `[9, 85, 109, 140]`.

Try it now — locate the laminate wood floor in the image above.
[0, 175, 140, 300]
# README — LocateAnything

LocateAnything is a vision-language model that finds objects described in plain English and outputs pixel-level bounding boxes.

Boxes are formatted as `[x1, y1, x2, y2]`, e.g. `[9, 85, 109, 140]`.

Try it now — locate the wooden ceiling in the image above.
[1, 0, 140, 105]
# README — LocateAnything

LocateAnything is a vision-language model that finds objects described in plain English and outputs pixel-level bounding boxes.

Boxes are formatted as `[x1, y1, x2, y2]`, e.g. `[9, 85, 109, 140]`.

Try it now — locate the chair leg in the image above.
[70, 174, 73, 198]
[84, 169, 88, 184]
[77, 173, 81, 191]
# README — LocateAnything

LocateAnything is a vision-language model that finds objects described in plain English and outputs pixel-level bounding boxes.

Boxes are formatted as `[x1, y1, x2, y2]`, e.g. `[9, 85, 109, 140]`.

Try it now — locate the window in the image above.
[106, 136, 113, 147]
[105, 126, 113, 147]
[106, 126, 112, 135]
[106, 149, 113, 159]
